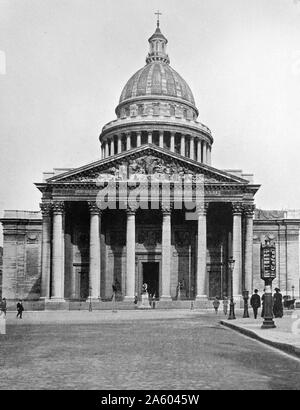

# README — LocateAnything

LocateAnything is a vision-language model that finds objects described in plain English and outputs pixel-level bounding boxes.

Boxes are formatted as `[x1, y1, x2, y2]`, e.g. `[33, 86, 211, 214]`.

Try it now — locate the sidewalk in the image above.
[221, 311, 300, 359]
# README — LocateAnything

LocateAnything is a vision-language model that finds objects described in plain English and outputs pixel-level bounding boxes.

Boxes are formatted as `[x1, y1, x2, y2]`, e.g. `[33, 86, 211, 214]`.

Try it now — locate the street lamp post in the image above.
[242, 290, 249, 318]
[261, 240, 276, 329]
[228, 256, 236, 320]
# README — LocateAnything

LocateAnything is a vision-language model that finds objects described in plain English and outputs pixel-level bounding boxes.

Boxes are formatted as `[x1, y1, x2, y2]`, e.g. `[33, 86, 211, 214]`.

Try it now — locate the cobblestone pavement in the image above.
[0, 313, 299, 390]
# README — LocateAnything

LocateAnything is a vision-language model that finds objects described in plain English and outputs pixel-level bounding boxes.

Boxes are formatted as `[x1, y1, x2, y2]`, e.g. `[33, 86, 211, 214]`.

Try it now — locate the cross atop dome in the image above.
[155, 10, 162, 27]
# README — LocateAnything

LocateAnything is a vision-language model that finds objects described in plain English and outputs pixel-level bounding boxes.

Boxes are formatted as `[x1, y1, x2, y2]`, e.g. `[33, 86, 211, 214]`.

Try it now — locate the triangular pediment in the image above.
[44, 144, 250, 185]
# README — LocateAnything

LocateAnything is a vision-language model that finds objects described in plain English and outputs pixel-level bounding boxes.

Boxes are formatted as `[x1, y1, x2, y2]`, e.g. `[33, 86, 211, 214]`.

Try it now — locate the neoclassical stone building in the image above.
[1, 22, 300, 307]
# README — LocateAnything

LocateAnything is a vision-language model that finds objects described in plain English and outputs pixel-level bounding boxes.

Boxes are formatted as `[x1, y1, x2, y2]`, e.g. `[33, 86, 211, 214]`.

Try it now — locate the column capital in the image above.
[243, 204, 255, 217]
[196, 202, 209, 216]
[88, 201, 101, 215]
[126, 204, 138, 215]
[40, 202, 52, 216]
[161, 203, 172, 214]
[52, 201, 65, 214]
[232, 202, 243, 215]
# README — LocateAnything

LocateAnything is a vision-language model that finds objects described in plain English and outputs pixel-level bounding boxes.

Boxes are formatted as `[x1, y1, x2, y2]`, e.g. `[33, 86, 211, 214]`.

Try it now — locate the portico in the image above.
[36, 145, 258, 305]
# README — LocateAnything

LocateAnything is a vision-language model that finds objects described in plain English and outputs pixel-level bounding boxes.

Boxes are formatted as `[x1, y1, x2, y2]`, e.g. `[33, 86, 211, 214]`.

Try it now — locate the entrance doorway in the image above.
[142, 262, 159, 298]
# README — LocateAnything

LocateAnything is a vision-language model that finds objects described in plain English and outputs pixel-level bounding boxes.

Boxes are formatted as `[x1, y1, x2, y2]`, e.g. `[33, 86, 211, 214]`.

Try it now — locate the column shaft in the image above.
[89, 203, 101, 299]
[51, 203, 64, 300]
[126, 133, 131, 150]
[196, 206, 207, 298]
[105, 142, 109, 158]
[125, 211, 136, 299]
[197, 140, 201, 162]
[40, 204, 51, 299]
[161, 210, 171, 300]
[180, 134, 185, 156]
[117, 135, 122, 153]
[170, 132, 175, 152]
[110, 138, 115, 156]
[159, 131, 164, 148]
[207, 145, 211, 165]
[190, 137, 195, 160]
[232, 203, 243, 296]
[136, 132, 141, 147]
[148, 131, 152, 144]
[202, 142, 207, 163]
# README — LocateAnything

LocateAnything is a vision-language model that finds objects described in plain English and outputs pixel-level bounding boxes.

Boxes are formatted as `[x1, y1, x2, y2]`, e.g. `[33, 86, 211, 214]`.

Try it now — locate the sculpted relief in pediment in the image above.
[58, 155, 223, 184]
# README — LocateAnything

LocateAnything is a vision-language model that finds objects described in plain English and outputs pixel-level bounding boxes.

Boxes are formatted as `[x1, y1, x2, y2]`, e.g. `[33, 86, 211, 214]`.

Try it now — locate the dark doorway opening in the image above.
[142, 262, 159, 298]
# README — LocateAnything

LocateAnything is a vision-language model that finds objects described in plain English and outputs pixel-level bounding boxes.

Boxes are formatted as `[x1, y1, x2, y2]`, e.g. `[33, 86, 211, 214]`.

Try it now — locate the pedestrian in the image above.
[134, 293, 138, 307]
[223, 297, 229, 316]
[273, 288, 283, 318]
[250, 289, 261, 319]
[1, 298, 7, 316]
[213, 297, 220, 314]
[16, 300, 24, 319]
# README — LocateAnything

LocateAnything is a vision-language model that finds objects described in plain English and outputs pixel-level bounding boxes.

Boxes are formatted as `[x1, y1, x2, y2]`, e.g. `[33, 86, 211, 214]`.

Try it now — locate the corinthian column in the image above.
[88, 202, 101, 300]
[180, 134, 185, 156]
[190, 136, 195, 160]
[40, 203, 52, 299]
[202, 142, 207, 163]
[159, 130, 164, 148]
[117, 135, 122, 153]
[161, 205, 172, 301]
[110, 138, 115, 156]
[232, 202, 243, 297]
[125, 207, 136, 300]
[136, 131, 141, 147]
[170, 132, 175, 152]
[51, 202, 65, 301]
[244, 204, 255, 293]
[197, 139, 201, 162]
[126, 132, 131, 151]
[196, 203, 208, 300]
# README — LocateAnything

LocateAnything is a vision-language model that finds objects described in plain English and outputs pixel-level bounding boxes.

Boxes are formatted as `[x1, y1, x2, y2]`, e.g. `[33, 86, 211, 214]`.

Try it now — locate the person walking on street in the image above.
[1, 298, 7, 316]
[273, 288, 283, 318]
[16, 300, 24, 319]
[213, 297, 220, 314]
[250, 289, 261, 319]
[223, 297, 229, 316]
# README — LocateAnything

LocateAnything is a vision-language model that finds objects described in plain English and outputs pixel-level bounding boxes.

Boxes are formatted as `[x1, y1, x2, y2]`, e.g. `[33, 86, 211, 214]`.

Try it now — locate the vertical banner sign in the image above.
[260, 241, 276, 280]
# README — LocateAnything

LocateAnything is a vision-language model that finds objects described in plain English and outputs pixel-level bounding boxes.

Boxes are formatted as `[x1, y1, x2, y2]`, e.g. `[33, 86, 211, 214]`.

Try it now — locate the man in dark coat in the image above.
[16, 300, 24, 319]
[250, 289, 261, 319]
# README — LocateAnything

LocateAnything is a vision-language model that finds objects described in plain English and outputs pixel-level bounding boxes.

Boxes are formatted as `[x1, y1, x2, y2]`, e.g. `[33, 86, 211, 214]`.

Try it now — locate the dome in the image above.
[119, 61, 196, 106]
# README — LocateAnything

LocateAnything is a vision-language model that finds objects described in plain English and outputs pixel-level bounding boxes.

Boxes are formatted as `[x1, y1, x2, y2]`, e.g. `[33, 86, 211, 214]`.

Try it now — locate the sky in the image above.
[1, 0, 300, 244]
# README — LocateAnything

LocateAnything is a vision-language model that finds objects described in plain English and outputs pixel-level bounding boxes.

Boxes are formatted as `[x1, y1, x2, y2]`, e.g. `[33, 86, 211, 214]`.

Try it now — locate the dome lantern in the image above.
[146, 12, 170, 64]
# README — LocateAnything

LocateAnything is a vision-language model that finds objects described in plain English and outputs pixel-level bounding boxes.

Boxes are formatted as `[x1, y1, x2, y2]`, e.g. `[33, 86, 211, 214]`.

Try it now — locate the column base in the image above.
[195, 295, 208, 300]
[160, 296, 172, 302]
[48, 297, 65, 303]
[86, 298, 101, 302]
[123, 296, 135, 302]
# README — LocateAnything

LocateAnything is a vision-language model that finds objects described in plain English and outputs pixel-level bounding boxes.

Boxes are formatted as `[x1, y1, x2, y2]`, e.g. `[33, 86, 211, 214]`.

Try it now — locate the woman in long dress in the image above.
[273, 288, 283, 318]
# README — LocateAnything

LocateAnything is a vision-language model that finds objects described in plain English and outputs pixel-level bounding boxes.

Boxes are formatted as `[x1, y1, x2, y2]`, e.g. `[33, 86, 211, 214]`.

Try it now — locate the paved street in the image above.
[0, 312, 299, 390]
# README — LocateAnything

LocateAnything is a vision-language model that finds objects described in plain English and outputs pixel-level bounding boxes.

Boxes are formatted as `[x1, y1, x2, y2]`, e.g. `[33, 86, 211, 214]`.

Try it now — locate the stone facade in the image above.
[1, 207, 299, 303]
